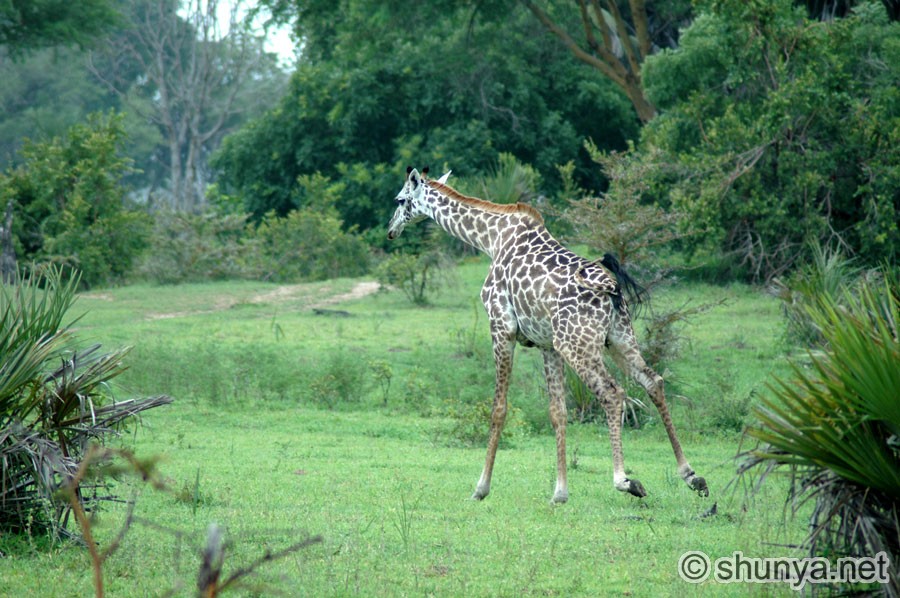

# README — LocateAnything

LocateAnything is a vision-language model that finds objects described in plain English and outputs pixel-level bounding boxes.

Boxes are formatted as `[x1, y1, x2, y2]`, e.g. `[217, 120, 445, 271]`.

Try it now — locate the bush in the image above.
[740, 270, 900, 594]
[140, 207, 370, 285]
[437, 398, 527, 448]
[563, 145, 684, 274]
[375, 248, 453, 306]
[248, 208, 371, 282]
[771, 242, 865, 346]
[308, 350, 369, 409]
[641, 1, 900, 280]
[139, 211, 250, 284]
[0, 266, 170, 538]
[0, 112, 149, 288]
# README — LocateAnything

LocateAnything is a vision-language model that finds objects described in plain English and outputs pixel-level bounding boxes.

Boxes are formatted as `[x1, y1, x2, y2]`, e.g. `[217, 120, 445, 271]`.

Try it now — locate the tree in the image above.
[90, 0, 284, 211]
[213, 0, 638, 230]
[0, 112, 149, 287]
[520, 0, 692, 123]
[0, 0, 119, 54]
[636, 0, 900, 279]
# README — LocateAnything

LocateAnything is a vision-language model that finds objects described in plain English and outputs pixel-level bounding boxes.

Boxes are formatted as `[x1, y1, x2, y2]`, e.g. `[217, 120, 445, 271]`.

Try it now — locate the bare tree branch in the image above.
[88, 0, 267, 211]
[520, 0, 657, 122]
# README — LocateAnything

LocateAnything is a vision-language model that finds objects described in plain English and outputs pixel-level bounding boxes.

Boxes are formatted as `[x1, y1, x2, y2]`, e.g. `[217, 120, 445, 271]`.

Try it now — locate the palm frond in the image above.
[739, 269, 900, 595]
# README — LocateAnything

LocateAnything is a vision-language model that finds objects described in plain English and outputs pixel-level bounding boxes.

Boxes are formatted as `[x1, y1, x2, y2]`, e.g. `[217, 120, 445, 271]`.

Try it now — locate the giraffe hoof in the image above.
[625, 479, 647, 498]
[551, 491, 568, 504]
[471, 489, 488, 501]
[690, 476, 709, 497]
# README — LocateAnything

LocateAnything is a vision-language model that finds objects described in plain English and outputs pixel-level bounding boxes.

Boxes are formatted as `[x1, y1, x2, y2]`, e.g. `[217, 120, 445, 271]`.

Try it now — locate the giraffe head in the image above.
[387, 166, 429, 240]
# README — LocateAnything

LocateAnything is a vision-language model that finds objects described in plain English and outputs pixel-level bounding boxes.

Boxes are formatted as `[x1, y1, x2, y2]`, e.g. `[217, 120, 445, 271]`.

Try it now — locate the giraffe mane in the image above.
[425, 179, 544, 225]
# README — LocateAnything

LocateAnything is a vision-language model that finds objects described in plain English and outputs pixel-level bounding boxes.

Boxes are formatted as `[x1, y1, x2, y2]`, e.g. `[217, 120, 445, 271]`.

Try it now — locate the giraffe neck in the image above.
[423, 182, 540, 258]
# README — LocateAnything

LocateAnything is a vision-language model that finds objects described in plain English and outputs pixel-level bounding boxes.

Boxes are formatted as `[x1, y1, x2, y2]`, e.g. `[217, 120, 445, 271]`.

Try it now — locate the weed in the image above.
[437, 398, 527, 448]
[369, 360, 393, 405]
[309, 350, 369, 408]
[390, 484, 421, 555]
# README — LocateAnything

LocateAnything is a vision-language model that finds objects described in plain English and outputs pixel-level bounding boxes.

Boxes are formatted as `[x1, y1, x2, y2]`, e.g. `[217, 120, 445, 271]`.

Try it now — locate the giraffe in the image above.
[387, 166, 708, 503]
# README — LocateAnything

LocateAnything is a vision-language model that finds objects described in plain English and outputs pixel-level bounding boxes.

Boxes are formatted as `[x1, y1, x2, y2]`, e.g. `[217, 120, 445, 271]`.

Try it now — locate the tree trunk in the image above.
[1, 200, 17, 283]
[521, 0, 658, 123]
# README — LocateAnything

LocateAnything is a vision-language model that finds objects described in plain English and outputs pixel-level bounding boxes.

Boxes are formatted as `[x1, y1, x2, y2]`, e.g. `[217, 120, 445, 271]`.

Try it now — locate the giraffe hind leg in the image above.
[542, 349, 569, 504]
[608, 330, 708, 497]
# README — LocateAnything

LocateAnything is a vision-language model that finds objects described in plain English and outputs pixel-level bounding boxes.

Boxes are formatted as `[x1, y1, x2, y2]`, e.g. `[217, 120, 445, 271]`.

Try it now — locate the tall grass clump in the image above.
[740, 269, 900, 595]
[0, 266, 171, 540]
[772, 242, 864, 346]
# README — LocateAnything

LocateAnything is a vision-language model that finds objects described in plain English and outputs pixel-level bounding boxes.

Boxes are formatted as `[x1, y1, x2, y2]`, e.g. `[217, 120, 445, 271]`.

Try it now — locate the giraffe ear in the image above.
[408, 167, 420, 189]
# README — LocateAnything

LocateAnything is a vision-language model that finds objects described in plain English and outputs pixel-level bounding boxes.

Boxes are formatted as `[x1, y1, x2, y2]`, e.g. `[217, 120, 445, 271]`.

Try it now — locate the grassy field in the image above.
[1, 258, 807, 596]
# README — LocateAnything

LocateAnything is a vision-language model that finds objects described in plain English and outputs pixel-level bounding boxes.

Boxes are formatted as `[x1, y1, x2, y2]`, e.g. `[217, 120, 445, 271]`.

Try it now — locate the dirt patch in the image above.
[146, 280, 380, 320]
[307, 281, 380, 310]
[80, 292, 114, 301]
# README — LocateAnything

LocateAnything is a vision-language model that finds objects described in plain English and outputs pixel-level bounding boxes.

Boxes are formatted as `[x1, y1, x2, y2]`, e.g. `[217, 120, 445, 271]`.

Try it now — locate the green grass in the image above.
[1, 258, 806, 596]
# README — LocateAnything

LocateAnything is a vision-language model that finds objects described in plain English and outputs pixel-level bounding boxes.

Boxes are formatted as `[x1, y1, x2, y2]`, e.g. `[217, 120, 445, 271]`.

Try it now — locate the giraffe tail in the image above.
[599, 253, 648, 317]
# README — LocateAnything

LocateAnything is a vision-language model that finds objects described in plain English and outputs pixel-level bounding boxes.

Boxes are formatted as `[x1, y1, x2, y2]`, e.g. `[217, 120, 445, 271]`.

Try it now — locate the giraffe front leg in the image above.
[559, 343, 647, 499]
[542, 350, 568, 504]
[472, 335, 515, 501]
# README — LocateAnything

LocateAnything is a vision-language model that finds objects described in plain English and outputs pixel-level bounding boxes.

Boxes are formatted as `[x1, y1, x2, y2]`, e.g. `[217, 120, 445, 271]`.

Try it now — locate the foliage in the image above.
[138, 211, 250, 284]
[0, 266, 170, 538]
[469, 152, 542, 205]
[308, 349, 370, 408]
[212, 1, 637, 229]
[640, 299, 726, 370]
[563, 144, 685, 273]
[741, 271, 900, 593]
[375, 249, 453, 306]
[640, 0, 900, 280]
[0, 112, 149, 288]
[247, 207, 371, 282]
[0, 0, 119, 53]
[771, 241, 866, 345]
[438, 398, 527, 448]
[140, 206, 370, 285]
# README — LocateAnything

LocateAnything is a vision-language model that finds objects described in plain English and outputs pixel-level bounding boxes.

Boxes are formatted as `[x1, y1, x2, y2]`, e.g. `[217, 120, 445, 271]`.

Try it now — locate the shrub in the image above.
[437, 398, 527, 448]
[248, 208, 371, 282]
[139, 211, 250, 284]
[375, 248, 453, 306]
[0, 266, 170, 538]
[564, 365, 649, 429]
[563, 145, 685, 275]
[307, 350, 370, 409]
[771, 242, 865, 346]
[0, 112, 149, 288]
[641, 1, 900, 280]
[739, 271, 900, 594]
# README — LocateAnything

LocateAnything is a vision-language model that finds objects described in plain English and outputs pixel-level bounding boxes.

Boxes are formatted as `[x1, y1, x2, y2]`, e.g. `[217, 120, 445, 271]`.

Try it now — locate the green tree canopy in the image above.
[0, 0, 119, 53]
[637, 0, 900, 279]
[0, 112, 150, 287]
[212, 1, 638, 231]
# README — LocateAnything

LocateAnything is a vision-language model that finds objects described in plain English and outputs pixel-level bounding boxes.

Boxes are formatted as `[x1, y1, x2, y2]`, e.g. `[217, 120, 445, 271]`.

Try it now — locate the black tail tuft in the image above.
[600, 253, 648, 317]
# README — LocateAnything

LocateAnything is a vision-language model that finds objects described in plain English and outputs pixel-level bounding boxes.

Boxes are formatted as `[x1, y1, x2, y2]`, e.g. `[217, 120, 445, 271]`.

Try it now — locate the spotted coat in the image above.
[387, 167, 708, 502]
